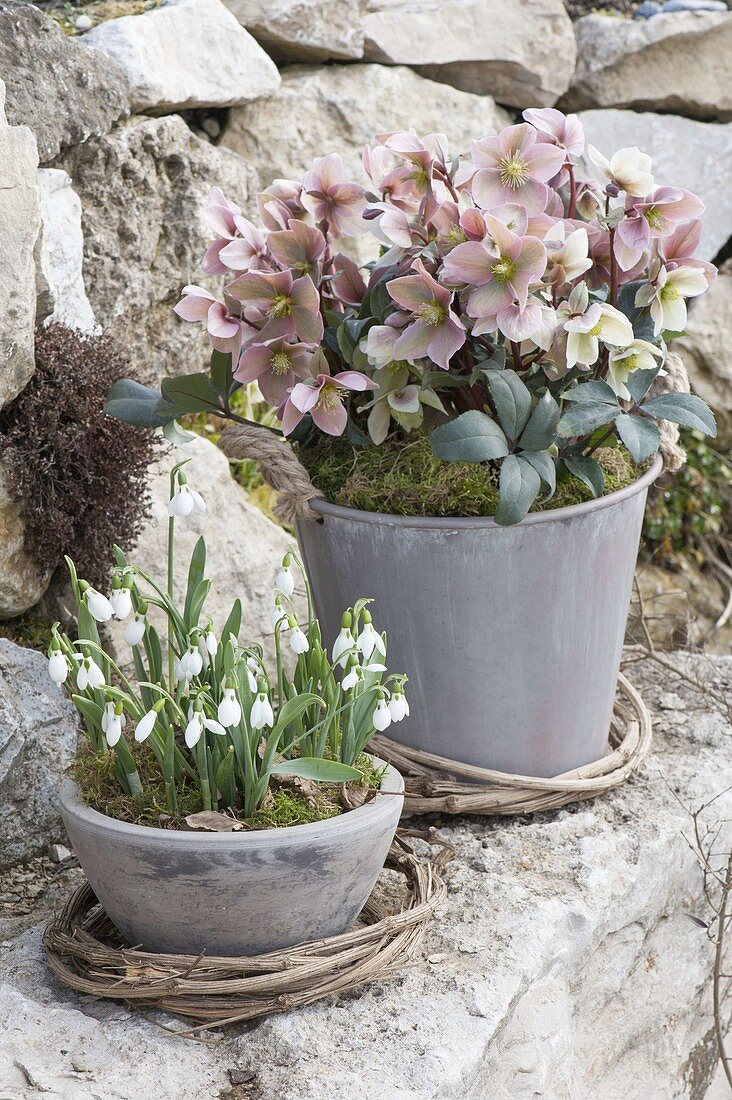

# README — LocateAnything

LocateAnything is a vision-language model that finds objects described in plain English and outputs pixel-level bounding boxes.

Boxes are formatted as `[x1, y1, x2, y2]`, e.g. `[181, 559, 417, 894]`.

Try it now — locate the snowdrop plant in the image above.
[48, 460, 407, 819]
[105, 111, 717, 525]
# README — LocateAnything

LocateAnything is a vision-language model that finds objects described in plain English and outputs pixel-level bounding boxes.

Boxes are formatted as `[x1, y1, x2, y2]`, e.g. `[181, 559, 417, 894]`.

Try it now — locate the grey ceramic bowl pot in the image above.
[297, 457, 662, 779]
[59, 759, 403, 956]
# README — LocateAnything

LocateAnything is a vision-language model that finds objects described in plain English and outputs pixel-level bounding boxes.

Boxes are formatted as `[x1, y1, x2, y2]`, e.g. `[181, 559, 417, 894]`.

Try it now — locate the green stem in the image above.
[168, 509, 175, 688]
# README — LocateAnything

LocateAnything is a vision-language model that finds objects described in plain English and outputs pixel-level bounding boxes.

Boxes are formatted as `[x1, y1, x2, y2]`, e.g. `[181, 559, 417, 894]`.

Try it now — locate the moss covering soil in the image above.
[299, 435, 640, 520]
[73, 746, 385, 831]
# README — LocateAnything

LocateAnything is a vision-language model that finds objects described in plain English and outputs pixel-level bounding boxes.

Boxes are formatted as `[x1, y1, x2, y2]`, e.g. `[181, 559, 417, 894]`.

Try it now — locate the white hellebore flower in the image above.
[562, 284, 634, 370]
[275, 562, 295, 597]
[607, 340, 664, 401]
[587, 145, 654, 198]
[218, 687, 242, 728]
[289, 623, 310, 655]
[250, 691, 274, 730]
[545, 225, 592, 286]
[77, 656, 105, 691]
[372, 698, 392, 732]
[135, 708, 158, 743]
[85, 587, 114, 623]
[185, 711, 226, 748]
[356, 615, 386, 661]
[388, 691, 410, 723]
[102, 702, 124, 747]
[48, 650, 69, 685]
[124, 613, 146, 647]
[635, 263, 709, 337]
[109, 585, 133, 621]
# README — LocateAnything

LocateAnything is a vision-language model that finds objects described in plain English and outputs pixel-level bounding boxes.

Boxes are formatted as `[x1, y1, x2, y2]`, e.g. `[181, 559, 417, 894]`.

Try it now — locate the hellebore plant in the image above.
[48, 460, 407, 819]
[107, 113, 717, 525]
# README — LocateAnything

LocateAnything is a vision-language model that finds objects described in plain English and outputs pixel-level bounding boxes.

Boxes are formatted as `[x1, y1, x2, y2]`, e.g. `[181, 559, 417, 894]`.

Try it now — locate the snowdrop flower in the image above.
[289, 618, 310, 655]
[342, 657, 388, 692]
[185, 710, 227, 748]
[48, 650, 69, 685]
[372, 698, 392, 732]
[587, 145, 654, 198]
[124, 612, 146, 647]
[134, 704, 162, 743]
[356, 611, 386, 661]
[332, 612, 355, 668]
[168, 474, 206, 518]
[275, 555, 295, 597]
[109, 581, 133, 621]
[607, 340, 664, 401]
[388, 690, 410, 723]
[250, 689, 274, 730]
[102, 702, 125, 747]
[245, 655, 259, 693]
[77, 655, 105, 692]
[82, 585, 114, 623]
[218, 685, 242, 728]
[272, 595, 289, 630]
[175, 645, 204, 682]
[204, 628, 218, 657]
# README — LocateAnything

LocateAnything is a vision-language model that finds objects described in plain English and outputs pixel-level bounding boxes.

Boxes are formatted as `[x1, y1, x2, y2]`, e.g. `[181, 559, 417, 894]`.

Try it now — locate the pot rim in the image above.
[59, 756, 403, 848]
[305, 454, 663, 530]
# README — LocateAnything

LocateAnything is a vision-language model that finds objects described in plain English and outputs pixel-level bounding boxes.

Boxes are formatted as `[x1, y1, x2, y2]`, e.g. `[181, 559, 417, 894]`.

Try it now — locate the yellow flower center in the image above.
[622, 353, 639, 372]
[444, 227, 467, 247]
[316, 386, 342, 412]
[270, 294, 292, 318]
[499, 151, 530, 189]
[418, 301, 445, 326]
[491, 256, 517, 284]
[644, 207, 663, 229]
[588, 321, 603, 338]
[661, 285, 680, 302]
[271, 351, 292, 375]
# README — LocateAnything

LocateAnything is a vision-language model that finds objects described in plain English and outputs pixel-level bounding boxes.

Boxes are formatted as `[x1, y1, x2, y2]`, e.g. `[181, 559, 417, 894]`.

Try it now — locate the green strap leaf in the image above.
[486, 369, 532, 441]
[641, 393, 717, 436]
[184, 537, 207, 626]
[615, 413, 661, 462]
[270, 758, 362, 783]
[495, 455, 542, 526]
[429, 410, 509, 463]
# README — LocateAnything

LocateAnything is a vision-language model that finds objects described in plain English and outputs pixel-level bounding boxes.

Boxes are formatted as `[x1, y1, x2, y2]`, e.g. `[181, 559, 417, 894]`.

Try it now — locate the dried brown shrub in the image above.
[0, 325, 156, 588]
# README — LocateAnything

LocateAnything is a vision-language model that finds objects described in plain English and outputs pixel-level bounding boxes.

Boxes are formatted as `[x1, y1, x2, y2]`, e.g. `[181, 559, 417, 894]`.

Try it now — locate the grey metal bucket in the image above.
[297, 457, 662, 779]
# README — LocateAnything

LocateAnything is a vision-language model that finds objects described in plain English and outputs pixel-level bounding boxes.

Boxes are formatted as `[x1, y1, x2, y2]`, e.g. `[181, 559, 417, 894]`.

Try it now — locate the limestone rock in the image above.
[108, 436, 300, 669]
[565, 12, 732, 119]
[0, 640, 78, 870]
[362, 0, 576, 108]
[225, 0, 363, 60]
[35, 169, 96, 334]
[60, 114, 258, 385]
[0, 80, 40, 412]
[673, 259, 732, 451]
[84, 0, 280, 114]
[579, 109, 732, 261]
[0, 0, 128, 164]
[222, 63, 513, 186]
[0, 459, 53, 619]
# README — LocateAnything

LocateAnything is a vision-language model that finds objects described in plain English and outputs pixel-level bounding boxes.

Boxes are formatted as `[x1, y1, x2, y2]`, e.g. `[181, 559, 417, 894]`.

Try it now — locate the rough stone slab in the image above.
[565, 11, 732, 119]
[0, 653, 729, 1096]
[362, 0, 576, 108]
[0, 640, 78, 871]
[673, 259, 732, 451]
[60, 114, 258, 385]
[35, 169, 96, 334]
[222, 63, 513, 187]
[579, 109, 732, 262]
[225, 0, 364, 60]
[0, 0, 128, 164]
[83, 0, 280, 114]
[0, 458, 53, 619]
[0, 79, 40, 412]
[107, 436, 302, 671]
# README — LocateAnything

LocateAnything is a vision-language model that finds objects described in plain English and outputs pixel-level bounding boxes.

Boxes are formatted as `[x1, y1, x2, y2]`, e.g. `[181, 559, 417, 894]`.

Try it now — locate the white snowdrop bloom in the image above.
[289, 625, 310, 655]
[109, 586, 133, 621]
[168, 482, 195, 517]
[191, 490, 206, 514]
[272, 596, 289, 630]
[187, 646, 203, 677]
[250, 692, 274, 730]
[124, 614, 146, 647]
[388, 692, 409, 722]
[275, 564, 295, 597]
[85, 588, 114, 623]
[204, 717, 227, 736]
[356, 618, 386, 661]
[102, 703, 124, 747]
[332, 627, 355, 669]
[185, 712, 204, 748]
[342, 665, 361, 692]
[372, 699, 392, 732]
[48, 651, 69, 685]
[218, 687, 242, 728]
[77, 656, 105, 692]
[204, 629, 218, 656]
[135, 709, 158, 743]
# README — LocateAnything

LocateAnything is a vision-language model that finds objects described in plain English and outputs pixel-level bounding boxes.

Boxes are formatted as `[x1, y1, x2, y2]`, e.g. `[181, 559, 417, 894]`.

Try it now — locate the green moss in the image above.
[73, 745, 383, 831]
[299, 435, 639, 519]
[0, 613, 53, 654]
[48, 0, 163, 35]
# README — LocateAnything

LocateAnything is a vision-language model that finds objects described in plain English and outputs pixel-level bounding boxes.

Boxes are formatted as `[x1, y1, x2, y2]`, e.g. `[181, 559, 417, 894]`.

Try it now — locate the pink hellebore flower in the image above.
[200, 187, 243, 275]
[267, 220, 327, 280]
[658, 220, 717, 282]
[227, 268, 323, 344]
[522, 108, 585, 159]
[331, 253, 368, 308]
[217, 215, 269, 274]
[234, 337, 314, 406]
[301, 154, 366, 237]
[545, 225, 592, 288]
[614, 187, 705, 271]
[281, 365, 375, 437]
[257, 179, 307, 231]
[387, 260, 466, 369]
[173, 285, 248, 354]
[470, 123, 565, 215]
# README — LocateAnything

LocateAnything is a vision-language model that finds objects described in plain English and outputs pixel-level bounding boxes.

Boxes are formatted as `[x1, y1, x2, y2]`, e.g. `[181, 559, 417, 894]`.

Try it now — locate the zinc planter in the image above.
[298, 457, 662, 779]
[59, 759, 404, 956]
